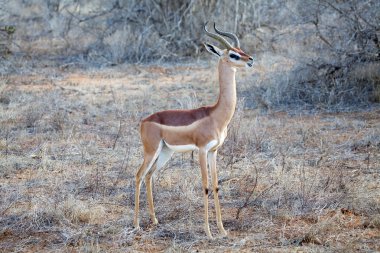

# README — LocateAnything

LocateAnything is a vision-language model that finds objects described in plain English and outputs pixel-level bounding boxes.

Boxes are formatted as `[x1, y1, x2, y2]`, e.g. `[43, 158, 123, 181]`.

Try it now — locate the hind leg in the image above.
[145, 145, 174, 224]
[134, 142, 163, 228]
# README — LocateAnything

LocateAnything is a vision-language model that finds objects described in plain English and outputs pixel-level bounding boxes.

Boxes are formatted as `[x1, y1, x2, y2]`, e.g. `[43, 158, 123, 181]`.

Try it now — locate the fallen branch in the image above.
[235, 166, 257, 220]
[236, 168, 279, 220]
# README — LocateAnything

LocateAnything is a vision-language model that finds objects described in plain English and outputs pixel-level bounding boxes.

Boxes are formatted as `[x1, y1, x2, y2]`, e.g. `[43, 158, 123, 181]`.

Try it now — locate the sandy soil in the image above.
[0, 64, 379, 252]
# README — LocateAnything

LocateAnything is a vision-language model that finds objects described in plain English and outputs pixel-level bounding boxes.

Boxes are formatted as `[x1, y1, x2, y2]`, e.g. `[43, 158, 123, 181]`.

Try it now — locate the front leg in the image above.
[199, 148, 212, 238]
[208, 150, 227, 236]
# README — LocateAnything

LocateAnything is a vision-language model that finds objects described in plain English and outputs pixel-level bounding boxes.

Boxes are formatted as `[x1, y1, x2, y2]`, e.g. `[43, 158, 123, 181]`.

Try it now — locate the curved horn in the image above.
[204, 22, 232, 49]
[214, 23, 240, 48]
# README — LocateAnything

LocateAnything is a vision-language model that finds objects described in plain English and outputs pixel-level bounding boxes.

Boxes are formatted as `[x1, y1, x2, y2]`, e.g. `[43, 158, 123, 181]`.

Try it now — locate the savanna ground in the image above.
[0, 60, 379, 252]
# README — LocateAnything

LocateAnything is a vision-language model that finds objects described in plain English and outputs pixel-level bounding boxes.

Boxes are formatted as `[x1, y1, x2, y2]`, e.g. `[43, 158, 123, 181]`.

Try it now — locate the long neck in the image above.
[211, 60, 237, 129]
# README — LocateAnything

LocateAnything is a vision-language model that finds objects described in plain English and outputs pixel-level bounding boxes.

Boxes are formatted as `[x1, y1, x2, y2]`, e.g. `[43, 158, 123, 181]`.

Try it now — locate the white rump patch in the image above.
[156, 146, 174, 170]
[141, 140, 163, 180]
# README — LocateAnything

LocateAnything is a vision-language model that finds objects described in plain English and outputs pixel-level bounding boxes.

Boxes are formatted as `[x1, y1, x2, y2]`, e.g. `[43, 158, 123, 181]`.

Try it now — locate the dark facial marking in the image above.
[231, 47, 251, 61]
[207, 44, 220, 56]
[229, 53, 240, 60]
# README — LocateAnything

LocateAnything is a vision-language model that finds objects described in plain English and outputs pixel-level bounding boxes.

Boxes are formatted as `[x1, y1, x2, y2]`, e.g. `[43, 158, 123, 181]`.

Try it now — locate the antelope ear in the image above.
[204, 43, 224, 58]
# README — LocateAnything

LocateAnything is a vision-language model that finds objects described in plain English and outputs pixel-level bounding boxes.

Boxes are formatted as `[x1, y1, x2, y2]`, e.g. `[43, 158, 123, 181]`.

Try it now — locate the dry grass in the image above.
[0, 63, 379, 252]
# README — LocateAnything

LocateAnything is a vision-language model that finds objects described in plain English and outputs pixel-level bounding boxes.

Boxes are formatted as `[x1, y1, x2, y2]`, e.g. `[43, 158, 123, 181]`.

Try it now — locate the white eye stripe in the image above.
[229, 50, 241, 56]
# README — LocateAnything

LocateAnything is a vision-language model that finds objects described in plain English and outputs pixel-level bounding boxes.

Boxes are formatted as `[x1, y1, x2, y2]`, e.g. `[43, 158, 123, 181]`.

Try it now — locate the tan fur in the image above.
[133, 44, 253, 238]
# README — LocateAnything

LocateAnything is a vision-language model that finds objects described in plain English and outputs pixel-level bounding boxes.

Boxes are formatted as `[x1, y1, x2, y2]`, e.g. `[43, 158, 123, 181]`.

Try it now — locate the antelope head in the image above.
[204, 22, 253, 68]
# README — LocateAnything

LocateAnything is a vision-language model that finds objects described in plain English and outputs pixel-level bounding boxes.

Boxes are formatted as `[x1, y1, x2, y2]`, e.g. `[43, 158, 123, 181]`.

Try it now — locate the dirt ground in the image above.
[0, 63, 379, 252]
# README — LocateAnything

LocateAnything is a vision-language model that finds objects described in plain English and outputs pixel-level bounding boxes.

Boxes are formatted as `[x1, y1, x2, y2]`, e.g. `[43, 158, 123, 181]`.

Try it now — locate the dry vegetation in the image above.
[0, 63, 379, 252]
[1, 0, 380, 109]
[0, 0, 380, 252]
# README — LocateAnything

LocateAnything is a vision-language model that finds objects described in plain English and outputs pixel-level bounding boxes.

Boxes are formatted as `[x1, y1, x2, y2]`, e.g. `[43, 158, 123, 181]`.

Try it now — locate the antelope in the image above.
[133, 22, 254, 238]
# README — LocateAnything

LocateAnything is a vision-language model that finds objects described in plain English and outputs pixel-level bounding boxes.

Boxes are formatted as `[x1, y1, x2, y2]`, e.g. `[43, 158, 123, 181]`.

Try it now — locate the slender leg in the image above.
[145, 145, 174, 225]
[199, 148, 212, 238]
[208, 150, 227, 236]
[134, 143, 163, 228]
[134, 154, 155, 228]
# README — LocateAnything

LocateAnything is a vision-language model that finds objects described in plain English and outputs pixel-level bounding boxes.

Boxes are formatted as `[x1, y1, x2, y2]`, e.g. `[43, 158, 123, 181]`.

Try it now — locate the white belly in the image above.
[164, 141, 198, 153]
[163, 129, 227, 153]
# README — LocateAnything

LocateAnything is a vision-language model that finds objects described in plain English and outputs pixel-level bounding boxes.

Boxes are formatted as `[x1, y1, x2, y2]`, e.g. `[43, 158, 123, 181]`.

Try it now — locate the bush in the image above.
[1, 0, 379, 109]
[0, 25, 15, 58]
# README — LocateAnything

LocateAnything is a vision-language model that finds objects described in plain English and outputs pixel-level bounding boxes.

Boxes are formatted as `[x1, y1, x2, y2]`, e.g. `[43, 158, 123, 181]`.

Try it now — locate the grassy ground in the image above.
[0, 63, 379, 252]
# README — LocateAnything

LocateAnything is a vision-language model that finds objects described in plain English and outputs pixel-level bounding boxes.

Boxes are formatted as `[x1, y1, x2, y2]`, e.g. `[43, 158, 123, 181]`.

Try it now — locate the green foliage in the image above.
[0, 25, 15, 57]
[2, 25, 16, 35]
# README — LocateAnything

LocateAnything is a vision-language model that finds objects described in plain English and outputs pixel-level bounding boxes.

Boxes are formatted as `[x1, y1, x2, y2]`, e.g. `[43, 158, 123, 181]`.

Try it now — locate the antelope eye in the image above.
[229, 54, 240, 60]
